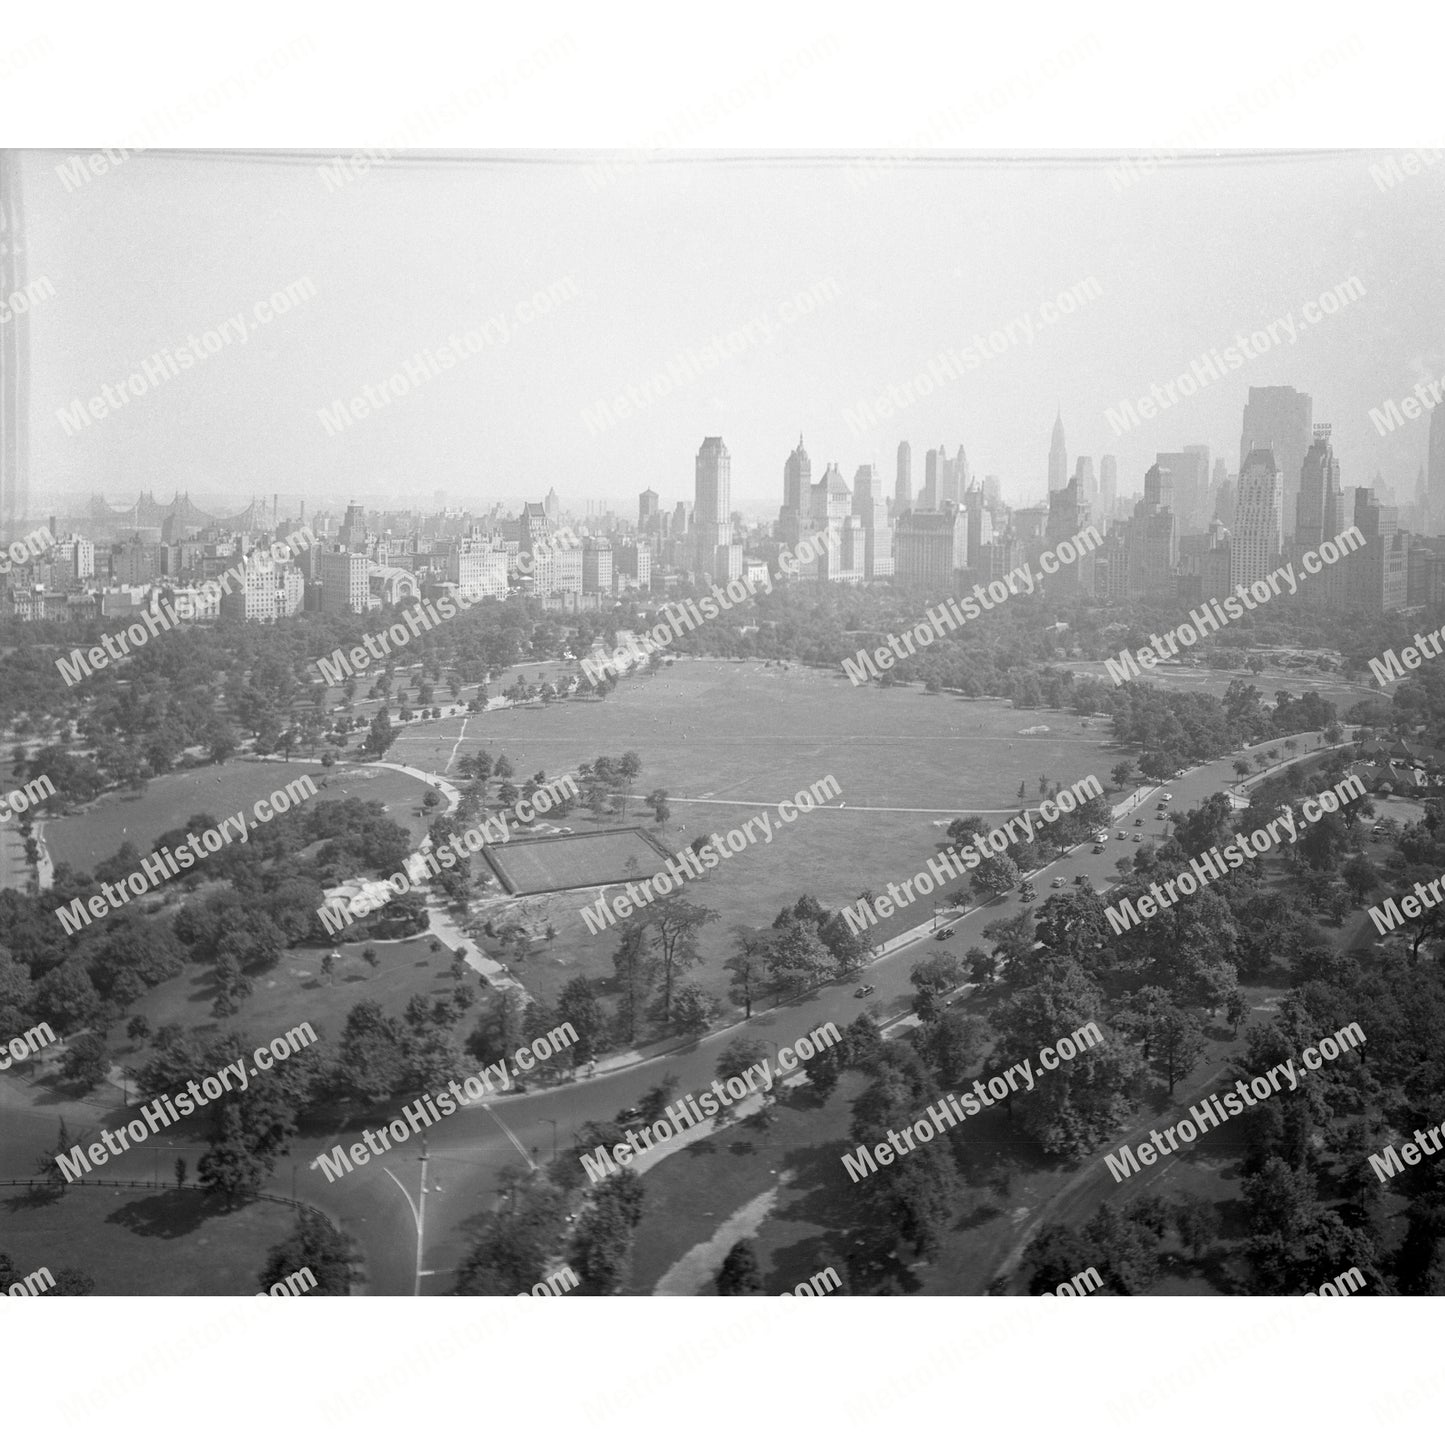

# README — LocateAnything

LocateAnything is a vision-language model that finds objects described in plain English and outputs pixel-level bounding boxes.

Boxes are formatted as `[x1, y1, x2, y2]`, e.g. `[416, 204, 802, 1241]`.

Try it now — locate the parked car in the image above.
[853, 984, 875, 998]
[1117, 830, 1128, 839]
[1092, 843, 1106, 853]
[937, 928, 955, 939]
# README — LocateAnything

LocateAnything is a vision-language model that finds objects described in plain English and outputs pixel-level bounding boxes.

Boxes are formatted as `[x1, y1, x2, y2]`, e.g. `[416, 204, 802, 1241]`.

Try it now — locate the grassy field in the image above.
[44, 758, 435, 873]
[391, 659, 1122, 1007]
[486, 826, 671, 894]
[117, 932, 475, 1072]
[0, 1184, 303, 1294]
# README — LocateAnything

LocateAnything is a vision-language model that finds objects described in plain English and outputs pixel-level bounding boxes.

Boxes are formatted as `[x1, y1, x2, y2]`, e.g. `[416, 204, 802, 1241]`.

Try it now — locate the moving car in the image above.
[615, 1104, 646, 1126]
[1132, 832, 1143, 841]
[1162, 793, 1173, 801]
[1092, 843, 1106, 853]
[1117, 830, 1128, 839]
[1074, 874, 1091, 886]
[937, 928, 955, 940]
[1051, 876, 1066, 888]
[1134, 818, 1144, 826]
[853, 984, 875, 998]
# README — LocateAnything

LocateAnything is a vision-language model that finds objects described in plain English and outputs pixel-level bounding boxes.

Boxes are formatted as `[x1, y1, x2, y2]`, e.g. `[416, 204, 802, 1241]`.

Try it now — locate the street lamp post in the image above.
[541, 1118, 559, 1162]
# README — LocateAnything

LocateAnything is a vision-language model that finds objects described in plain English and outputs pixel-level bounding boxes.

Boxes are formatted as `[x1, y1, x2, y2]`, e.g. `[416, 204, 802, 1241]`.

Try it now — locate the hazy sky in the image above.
[17, 148, 1445, 520]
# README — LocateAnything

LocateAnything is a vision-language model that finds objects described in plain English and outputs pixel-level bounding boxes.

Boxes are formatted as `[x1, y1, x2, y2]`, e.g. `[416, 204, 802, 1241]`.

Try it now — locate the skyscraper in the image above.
[895, 441, 912, 512]
[779, 435, 811, 545]
[638, 489, 659, 532]
[1240, 386, 1312, 540]
[921, 447, 940, 510]
[1429, 403, 1445, 536]
[1234, 448, 1284, 590]
[1297, 425, 1342, 550]
[1099, 455, 1118, 517]
[0, 151, 28, 535]
[1074, 456, 1096, 502]
[694, 436, 734, 577]
[1049, 411, 1068, 493]
[1155, 448, 1210, 534]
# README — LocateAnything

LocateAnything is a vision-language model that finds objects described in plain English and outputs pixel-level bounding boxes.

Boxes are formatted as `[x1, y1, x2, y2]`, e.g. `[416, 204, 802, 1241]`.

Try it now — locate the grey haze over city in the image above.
[12, 148, 1445, 520]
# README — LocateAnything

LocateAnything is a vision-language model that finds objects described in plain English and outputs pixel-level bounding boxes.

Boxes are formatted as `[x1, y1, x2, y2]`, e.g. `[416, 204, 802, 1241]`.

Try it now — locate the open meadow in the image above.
[402, 659, 1124, 1010]
[44, 758, 435, 873]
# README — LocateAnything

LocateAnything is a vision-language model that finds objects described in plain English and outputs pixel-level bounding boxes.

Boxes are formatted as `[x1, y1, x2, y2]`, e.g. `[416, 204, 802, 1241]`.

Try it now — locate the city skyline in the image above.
[9, 150, 1445, 523]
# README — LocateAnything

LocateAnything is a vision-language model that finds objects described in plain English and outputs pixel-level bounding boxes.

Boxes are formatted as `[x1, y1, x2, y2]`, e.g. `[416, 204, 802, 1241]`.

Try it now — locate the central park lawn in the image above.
[392, 660, 1123, 1008]
[45, 758, 434, 873]
[125, 933, 473, 1066]
[0, 1184, 303, 1294]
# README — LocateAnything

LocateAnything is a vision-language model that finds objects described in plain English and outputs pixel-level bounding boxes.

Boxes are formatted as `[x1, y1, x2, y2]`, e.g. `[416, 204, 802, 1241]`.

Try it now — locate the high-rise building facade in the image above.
[895, 441, 912, 512]
[1099, 455, 1118, 518]
[1233, 448, 1284, 590]
[693, 436, 731, 576]
[1240, 386, 1312, 540]
[893, 506, 967, 591]
[1429, 403, 1445, 536]
[1296, 425, 1342, 550]
[1049, 411, 1068, 493]
[852, 464, 893, 580]
[582, 537, 613, 594]
[638, 489, 660, 532]
[320, 549, 371, 614]
[779, 435, 811, 545]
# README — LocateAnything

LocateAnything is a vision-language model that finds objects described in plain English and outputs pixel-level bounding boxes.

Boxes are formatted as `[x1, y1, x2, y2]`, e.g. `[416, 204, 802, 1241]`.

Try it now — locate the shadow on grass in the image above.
[3, 1185, 63, 1213]
[105, 1188, 236, 1239]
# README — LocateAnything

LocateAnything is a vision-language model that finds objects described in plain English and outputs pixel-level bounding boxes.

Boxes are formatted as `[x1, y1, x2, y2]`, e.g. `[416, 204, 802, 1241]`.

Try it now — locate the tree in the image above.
[36, 1120, 77, 1194]
[644, 788, 670, 825]
[198, 1104, 271, 1206]
[1174, 1197, 1217, 1260]
[336, 1000, 406, 1101]
[670, 983, 716, 1036]
[455, 1176, 567, 1294]
[1154, 1007, 1206, 1095]
[569, 1172, 645, 1294]
[62, 1034, 111, 1092]
[909, 951, 966, 1021]
[557, 976, 608, 1062]
[364, 708, 396, 759]
[766, 917, 834, 996]
[648, 897, 716, 1026]
[973, 853, 1020, 897]
[610, 922, 656, 1042]
[1341, 852, 1380, 904]
[724, 929, 770, 1019]
[206, 719, 239, 765]
[964, 946, 995, 987]
[1110, 761, 1134, 790]
[716, 1240, 764, 1295]
[716, 1037, 768, 1087]
[1225, 989, 1250, 1037]
[259, 1213, 364, 1294]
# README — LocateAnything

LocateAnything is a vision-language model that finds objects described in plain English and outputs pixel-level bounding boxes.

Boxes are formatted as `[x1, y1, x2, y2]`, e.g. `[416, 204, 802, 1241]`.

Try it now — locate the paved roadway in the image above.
[0, 731, 1339, 1294]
